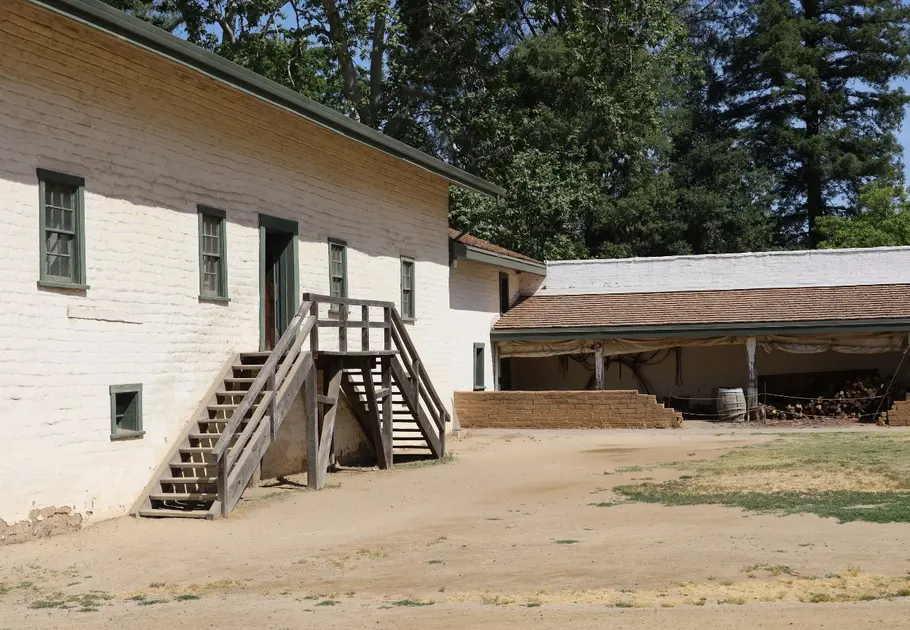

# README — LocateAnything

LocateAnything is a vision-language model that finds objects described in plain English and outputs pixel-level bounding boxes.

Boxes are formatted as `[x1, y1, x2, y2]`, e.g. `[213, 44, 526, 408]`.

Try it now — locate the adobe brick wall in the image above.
[887, 401, 910, 426]
[454, 391, 683, 429]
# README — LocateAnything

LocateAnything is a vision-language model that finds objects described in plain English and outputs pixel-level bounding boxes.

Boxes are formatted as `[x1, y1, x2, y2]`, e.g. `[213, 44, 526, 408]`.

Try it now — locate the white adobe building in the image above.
[0, 0, 544, 541]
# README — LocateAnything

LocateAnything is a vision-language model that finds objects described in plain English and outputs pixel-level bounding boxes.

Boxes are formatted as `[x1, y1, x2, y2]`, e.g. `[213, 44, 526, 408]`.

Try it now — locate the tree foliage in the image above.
[105, 0, 910, 259]
[817, 182, 910, 248]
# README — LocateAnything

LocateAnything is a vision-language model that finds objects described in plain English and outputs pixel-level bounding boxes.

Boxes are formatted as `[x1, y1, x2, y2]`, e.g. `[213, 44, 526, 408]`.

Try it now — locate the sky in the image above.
[898, 77, 910, 183]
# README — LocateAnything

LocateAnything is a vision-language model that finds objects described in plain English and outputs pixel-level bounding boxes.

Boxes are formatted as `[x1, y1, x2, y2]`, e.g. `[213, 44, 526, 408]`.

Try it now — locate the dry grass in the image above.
[445, 569, 910, 607]
[616, 433, 910, 523]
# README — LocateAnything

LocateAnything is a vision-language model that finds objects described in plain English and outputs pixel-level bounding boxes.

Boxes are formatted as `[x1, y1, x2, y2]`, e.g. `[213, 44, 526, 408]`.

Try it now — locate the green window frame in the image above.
[38, 168, 86, 289]
[110, 384, 144, 440]
[198, 206, 228, 301]
[328, 238, 348, 299]
[473, 343, 486, 391]
[400, 256, 415, 320]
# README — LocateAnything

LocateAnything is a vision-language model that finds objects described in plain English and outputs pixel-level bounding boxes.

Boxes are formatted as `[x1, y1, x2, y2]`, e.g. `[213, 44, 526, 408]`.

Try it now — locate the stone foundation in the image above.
[0, 506, 83, 545]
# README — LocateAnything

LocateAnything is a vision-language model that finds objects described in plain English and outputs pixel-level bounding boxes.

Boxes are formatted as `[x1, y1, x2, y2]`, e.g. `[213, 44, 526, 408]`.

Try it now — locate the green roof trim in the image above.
[490, 317, 910, 342]
[450, 240, 546, 275]
[27, 0, 505, 199]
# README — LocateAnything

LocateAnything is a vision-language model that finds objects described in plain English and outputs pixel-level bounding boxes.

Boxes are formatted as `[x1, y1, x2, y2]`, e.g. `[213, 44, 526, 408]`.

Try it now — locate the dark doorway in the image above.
[260, 216, 298, 351]
[499, 357, 513, 391]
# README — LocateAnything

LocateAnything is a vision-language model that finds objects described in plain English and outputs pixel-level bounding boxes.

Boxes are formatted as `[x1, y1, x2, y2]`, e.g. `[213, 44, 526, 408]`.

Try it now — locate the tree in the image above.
[817, 181, 910, 248]
[718, 0, 910, 245]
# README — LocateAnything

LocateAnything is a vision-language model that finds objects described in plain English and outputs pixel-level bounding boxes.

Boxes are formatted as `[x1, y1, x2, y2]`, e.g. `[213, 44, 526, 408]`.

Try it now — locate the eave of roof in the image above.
[28, 0, 505, 199]
[450, 241, 546, 275]
[490, 318, 910, 342]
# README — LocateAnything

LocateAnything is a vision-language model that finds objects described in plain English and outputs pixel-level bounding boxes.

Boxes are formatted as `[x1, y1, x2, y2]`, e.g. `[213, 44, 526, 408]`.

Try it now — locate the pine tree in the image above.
[720, 0, 910, 245]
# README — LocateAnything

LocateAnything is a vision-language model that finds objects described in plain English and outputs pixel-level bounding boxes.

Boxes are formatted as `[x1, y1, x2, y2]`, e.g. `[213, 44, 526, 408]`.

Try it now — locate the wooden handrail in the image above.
[301, 292, 394, 308]
[389, 309, 448, 427]
[212, 300, 312, 464]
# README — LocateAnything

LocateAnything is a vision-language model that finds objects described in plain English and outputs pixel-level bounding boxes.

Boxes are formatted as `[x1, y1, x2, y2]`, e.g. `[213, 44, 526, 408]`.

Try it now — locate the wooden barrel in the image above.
[715, 388, 747, 422]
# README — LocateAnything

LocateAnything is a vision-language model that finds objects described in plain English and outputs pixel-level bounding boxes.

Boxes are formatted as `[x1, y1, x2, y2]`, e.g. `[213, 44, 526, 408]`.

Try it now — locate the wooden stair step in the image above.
[180, 447, 214, 454]
[150, 492, 217, 501]
[138, 508, 210, 519]
[188, 433, 224, 440]
[170, 462, 218, 469]
[224, 377, 256, 384]
[159, 477, 217, 484]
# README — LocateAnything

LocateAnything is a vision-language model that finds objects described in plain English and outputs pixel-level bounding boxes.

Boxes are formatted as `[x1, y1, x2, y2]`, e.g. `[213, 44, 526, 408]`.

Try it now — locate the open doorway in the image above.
[259, 215, 298, 351]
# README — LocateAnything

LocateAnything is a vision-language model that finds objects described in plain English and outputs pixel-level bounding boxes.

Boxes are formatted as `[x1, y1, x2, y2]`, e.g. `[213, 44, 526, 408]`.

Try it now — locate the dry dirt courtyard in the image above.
[3, 426, 910, 629]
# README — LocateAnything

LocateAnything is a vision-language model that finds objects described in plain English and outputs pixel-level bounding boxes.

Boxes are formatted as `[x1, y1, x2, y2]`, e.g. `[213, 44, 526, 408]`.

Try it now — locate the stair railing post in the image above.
[381, 355, 393, 468]
[384, 307, 391, 351]
[218, 456, 228, 517]
[310, 301, 319, 352]
[362, 305, 369, 351]
[338, 298, 347, 353]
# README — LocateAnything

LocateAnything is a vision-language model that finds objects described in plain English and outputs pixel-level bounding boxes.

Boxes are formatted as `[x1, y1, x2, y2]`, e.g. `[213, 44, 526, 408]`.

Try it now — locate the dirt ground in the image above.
[3, 426, 910, 629]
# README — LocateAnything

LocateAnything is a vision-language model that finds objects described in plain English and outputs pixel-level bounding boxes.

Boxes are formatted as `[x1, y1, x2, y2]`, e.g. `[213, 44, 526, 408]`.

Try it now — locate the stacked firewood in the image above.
[760, 376, 904, 422]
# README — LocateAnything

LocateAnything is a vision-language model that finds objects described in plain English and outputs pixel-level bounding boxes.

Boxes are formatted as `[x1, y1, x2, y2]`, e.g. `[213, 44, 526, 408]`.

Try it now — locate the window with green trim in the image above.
[473, 343, 485, 391]
[400, 256, 415, 320]
[110, 384, 144, 440]
[38, 169, 85, 288]
[329, 239, 347, 299]
[198, 207, 228, 300]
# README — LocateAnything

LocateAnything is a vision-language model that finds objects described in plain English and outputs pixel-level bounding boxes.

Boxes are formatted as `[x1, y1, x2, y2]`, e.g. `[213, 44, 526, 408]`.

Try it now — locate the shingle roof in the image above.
[494, 284, 910, 331]
[448, 229, 541, 264]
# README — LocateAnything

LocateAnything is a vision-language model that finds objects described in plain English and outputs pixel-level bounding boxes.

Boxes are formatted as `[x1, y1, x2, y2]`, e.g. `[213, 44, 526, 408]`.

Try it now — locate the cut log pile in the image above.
[760, 375, 905, 423]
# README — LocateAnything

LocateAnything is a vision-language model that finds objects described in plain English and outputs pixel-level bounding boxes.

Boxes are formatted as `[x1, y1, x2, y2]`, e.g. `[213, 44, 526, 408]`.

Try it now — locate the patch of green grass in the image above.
[18, 581, 33, 589]
[589, 501, 618, 508]
[527, 601, 542, 608]
[392, 599, 434, 607]
[554, 539, 579, 545]
[149, 582, 166, 588]
[176, 594, 201, 601]
[127, 594, 146, 602]
[613, 601, 634, 608]
[427, 559, 444, 565]
[615, 465, 647, 473]
[485, 517, 502, 521]
[616, 483, 910, 524]
[720, 597, 746, 605]
[316, 599, 339, 607]
[744, 564, 797, 576]
[693, 597, 707, 606]
[807, 593, 832, 603]
[77, 607, 98, 613]
[28, 598, 65, 609]
[613, 433, 910, 523]
[894, 588, 910, 597]
[137, 599, 167, 606]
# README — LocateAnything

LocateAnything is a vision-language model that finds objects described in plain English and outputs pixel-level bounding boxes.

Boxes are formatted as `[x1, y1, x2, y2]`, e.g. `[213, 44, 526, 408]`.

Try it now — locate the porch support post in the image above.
[746, 336, 758, 421]
[594, 342, 605, 390]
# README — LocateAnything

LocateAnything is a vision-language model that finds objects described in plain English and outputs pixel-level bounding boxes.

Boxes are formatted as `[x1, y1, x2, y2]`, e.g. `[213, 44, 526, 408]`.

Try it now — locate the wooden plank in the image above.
[317, 394, 337, 405]
[381, 356, 393, 468]
[225, 390, 273, 471]
[594, 343, 604, 390]
[309, 302, 319, 353]
[383, 307, 392, 351]
[746, 337, 758, 421]
[316, 364, 344, 486]
[301, 292, 394, 309]
[362, 304, 369, 351]
[338, 300, 347, 353]
[274, 351, 313, 426]
[390, 309, 447, 419]
[316, 320, 389, 329]
[274, 312, 316, 385]
[129, 353, 238, 516]
[362, 364, 389, 469]
[374, 387, 391, 400]
[224, 419, 271, 513]
[212, 303, 311, 463]
[390, 358, 441, 457]
[304, 362, 319, 490]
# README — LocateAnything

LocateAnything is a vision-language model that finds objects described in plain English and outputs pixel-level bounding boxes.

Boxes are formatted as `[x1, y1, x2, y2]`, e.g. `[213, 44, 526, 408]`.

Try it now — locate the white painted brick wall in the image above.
[542, 247, 910, 295]
[449, 260, 524, 393]
[0, 0, 452, 525]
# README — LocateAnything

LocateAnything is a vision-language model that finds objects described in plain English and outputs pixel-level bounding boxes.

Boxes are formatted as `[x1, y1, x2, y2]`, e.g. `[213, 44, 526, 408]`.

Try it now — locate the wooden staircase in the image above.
[131, 294, 449, 519]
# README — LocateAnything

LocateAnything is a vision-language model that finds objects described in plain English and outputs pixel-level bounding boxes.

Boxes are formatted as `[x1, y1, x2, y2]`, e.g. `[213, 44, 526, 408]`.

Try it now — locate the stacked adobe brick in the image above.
[454, 391, 683, 429]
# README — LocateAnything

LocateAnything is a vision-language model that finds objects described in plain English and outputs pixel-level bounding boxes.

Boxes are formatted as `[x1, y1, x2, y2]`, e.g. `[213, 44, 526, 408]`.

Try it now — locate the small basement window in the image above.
[110, 384, 144, 440]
